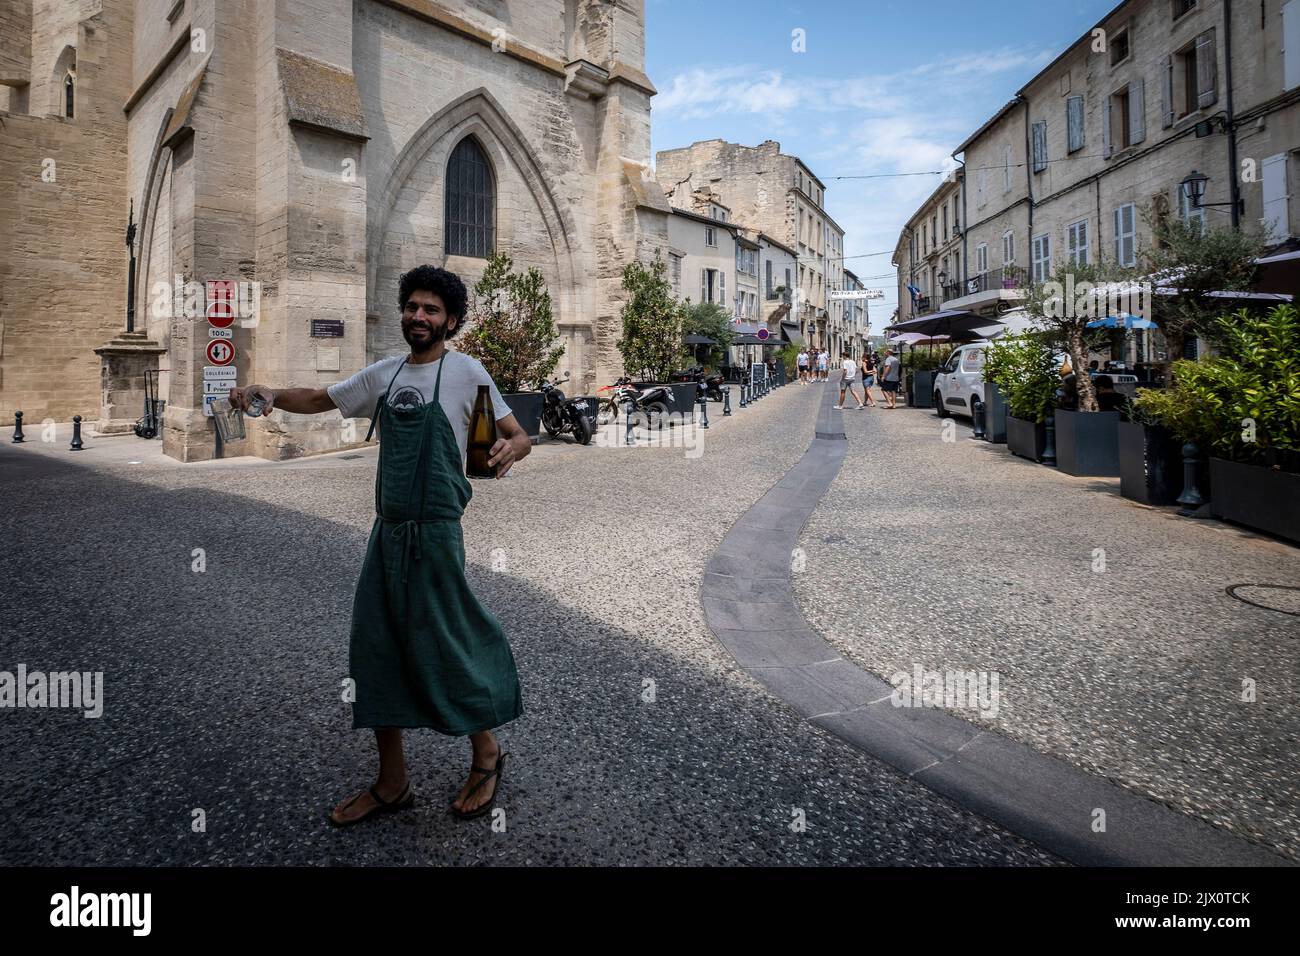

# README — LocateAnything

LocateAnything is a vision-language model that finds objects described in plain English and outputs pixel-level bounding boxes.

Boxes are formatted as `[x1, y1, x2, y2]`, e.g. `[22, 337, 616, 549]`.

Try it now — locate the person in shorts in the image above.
[834, 353, 865, 409]
[879, 349, 901, 408]
[860, 354, 878, 408]
[797, 348, 810, 383]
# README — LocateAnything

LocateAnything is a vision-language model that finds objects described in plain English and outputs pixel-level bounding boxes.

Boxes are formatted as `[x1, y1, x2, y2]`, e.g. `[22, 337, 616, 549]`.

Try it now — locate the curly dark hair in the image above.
[398, 265, 468, 337]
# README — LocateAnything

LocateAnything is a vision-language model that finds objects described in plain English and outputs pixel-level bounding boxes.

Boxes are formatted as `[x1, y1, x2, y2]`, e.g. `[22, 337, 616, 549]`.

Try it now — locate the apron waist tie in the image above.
[389, 518, 423, 585]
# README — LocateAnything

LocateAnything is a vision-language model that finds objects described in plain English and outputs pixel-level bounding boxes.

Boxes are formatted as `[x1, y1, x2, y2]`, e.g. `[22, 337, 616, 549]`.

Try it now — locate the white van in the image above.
[932, 342, 990, 419]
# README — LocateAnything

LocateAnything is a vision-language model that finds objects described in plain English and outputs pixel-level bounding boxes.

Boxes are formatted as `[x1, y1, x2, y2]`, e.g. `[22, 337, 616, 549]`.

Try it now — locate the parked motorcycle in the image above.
[594, 377, 674, 429]
[670, 364, 725, 402]
[540, 375, 594, 445]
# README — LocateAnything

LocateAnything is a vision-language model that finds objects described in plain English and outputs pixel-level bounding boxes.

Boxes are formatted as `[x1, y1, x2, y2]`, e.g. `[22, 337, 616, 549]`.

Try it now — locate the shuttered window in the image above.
[1114, 204, 1137, 267]
[445, 137, 495, 258]
[1032, 234, 1051, 283]
[1067, 220, 1089, 265]
[1067, 96, 1085, 153]
[1031, 121, 1047, 173]
[1286, 1, 1300, 91]
[1196, 29, 1218, 109]
[1262, 154, 1291, 242]
[1128, 79, 1146, 145]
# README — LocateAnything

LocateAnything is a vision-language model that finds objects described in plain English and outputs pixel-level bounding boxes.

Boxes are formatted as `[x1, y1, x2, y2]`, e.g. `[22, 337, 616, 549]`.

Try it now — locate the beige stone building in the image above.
[895, 0, 1300, 350]
[655, 139, 846, 354]
[1, 0, 670, 461]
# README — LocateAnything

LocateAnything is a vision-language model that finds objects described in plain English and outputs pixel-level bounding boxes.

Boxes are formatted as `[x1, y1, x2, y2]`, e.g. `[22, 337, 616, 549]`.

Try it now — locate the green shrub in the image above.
[984, 333, 1059, 424]
[618, 254, 684, 382]
[1133, 305, 1300, 461]
[459, 252, 564, 393]
[680, 300, 733, 370]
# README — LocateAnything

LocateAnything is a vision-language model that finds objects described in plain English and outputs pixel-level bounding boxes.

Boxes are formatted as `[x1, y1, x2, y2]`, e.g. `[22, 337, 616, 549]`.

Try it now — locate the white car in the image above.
[932, 342, 990, 420]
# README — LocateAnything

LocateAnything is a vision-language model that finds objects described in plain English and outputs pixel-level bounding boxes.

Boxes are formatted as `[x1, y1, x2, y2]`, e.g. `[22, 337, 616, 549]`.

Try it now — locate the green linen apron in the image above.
[348, 356, 523, 735]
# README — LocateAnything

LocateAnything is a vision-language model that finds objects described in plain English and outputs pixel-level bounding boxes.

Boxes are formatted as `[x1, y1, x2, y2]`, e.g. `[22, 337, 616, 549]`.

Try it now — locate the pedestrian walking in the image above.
[818, 349, 829, 382]
[860, 354, 878, 408]
[834, 352, 865, 409]
[229, 265, 529, 826]
[879, 348, 901, 408]
[797, 348, 810, 383]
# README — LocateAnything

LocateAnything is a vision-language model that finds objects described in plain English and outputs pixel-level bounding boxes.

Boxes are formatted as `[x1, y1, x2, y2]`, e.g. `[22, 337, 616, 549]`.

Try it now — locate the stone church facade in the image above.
[0, 0, 668, 461]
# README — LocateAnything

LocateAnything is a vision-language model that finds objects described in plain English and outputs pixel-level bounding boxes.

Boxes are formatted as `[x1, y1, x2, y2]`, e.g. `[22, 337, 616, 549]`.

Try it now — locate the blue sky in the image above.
[645, 0, 1121, 320]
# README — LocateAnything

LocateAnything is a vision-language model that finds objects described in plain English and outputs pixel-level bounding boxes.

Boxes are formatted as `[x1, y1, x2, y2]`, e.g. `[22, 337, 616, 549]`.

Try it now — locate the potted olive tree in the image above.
[618, 254, 688, 423]
[1135, 305, 1300, 540]
[1024, 260, 1127, 476]
[985, 333, 1058, 462]
[459, 251, 564, 442]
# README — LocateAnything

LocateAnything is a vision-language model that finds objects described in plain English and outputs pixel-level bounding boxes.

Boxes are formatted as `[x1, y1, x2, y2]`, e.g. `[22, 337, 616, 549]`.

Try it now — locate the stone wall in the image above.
[0, 0, 132, 425]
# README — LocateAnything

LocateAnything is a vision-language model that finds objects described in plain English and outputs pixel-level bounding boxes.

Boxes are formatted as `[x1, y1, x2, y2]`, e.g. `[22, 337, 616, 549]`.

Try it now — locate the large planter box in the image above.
[1055, 409, 1120, 477]
[1118, 421, 1182, 506]
[503, 391, 544, 443]
[908, 370, 935, 408]
[1210, 458, 1300, 543]
[1006, 414, 1046, 463]
[982, 381, 1007, 444]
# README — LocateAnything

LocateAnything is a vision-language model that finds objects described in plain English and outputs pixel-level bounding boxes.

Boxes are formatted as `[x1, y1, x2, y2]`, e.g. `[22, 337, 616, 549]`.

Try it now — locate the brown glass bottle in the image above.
[466, 384, 497, 479]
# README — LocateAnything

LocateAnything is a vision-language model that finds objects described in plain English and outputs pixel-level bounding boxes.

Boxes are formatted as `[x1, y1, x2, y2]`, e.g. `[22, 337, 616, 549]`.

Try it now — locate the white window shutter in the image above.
[701, 270, 707, 304]
[1262, 153, 1290, 242]
[1067, 96, 1084, 152]
[1103, 98, 1113, 158]
[1287, 1, 1300, 91]
[1162, 55, 1175, 128]
[720, 271, 726, 309]
[1129, 79, 1146, 145]
[1197, 29, 1218, 109]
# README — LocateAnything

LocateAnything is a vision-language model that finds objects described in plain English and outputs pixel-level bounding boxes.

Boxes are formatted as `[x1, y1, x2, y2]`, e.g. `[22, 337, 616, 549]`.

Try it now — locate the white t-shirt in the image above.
[818, 352, 828, 369]
[797, 353, 809, 367]
[327, 350, 512, 458]
[842, 358, 858, 380]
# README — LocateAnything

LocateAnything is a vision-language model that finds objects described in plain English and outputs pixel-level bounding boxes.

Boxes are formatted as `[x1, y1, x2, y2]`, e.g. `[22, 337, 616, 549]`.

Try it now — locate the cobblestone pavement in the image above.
[794, 401, 1300, 861]
[0, 385, 1058, 866]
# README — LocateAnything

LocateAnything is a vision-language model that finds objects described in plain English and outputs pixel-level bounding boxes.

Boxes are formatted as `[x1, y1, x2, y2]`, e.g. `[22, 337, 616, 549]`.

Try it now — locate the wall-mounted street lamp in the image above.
[1181, 170, 1244, 215]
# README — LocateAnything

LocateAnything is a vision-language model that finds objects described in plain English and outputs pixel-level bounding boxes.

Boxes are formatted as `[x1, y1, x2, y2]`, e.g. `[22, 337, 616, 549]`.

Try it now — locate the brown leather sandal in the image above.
[449, 752, 507, 821]
[328, 780, 415, 828]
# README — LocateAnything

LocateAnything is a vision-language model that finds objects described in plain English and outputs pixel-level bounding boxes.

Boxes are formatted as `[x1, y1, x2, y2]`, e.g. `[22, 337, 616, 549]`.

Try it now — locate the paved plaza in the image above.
[1, 381, 1295, 865]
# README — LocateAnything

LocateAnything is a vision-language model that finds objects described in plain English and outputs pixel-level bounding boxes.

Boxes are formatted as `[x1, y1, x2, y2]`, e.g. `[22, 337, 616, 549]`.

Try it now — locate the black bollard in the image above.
[12, 411, 25, 443]
[1177, 442, 1206, 515]
[1042, 414, 1056, 466]
[722, 385, 732, 416]
[625, 400, 636, 446]
[739, 385, 748, 408]
[697, 391, 709, 429]
[971, 398, 986, 441]
[70, 415, 84, 451]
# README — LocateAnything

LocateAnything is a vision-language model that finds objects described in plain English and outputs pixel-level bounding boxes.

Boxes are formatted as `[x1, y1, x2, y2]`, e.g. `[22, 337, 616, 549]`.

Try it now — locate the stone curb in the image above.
[700, 387, 1292, 867]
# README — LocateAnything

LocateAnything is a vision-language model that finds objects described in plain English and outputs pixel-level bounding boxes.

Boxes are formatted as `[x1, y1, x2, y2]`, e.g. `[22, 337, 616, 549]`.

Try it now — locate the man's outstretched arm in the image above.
[228, 385, 337, 416]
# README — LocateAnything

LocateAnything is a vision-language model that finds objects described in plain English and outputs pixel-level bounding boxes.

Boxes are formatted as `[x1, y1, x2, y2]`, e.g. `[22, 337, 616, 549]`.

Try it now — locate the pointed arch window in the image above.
[64, 71, 75, 118]
[445, 136, 495, 258]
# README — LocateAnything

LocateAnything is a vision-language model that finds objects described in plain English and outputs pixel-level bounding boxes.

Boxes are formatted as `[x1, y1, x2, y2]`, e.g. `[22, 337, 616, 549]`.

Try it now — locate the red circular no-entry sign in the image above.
[206, 339, 236, 366]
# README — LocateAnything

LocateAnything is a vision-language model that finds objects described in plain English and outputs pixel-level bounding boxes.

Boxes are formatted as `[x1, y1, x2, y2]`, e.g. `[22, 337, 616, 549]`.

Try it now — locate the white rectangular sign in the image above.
[203, 365, 237, 380]
[203, 394, 219, 417]
[830, 289, 886, 301]
[203, 381, 235, 395]
[208, 327, 233, 340]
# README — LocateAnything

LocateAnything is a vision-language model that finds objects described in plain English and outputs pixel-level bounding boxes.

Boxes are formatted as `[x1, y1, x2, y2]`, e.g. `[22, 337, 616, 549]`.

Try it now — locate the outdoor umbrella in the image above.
[1086, 314, 1158, 330]
[888, 333, 952, 346]
[885, 309, 988, 340]
[682, 334, 717, 345]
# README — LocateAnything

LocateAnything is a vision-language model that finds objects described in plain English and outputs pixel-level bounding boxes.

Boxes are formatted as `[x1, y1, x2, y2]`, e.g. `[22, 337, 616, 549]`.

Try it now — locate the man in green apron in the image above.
[230, 266, 529, 824]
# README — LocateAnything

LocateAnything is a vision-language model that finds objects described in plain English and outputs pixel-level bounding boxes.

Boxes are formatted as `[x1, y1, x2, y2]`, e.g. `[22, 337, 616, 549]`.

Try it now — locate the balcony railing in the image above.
[940, 268, 1026, 302]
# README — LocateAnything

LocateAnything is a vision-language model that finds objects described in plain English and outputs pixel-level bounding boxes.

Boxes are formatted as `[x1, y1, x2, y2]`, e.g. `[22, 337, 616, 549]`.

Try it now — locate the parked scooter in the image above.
[540, 375, 594, 445]
[594, 376, 674, 429]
